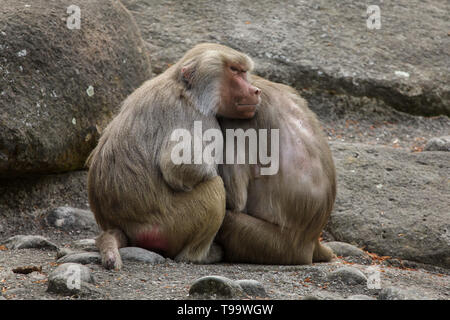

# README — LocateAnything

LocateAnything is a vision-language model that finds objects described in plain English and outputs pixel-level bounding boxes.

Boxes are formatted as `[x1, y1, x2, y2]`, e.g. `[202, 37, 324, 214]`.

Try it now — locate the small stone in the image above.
[57, 252, 101, 265]
[72, 238, 98, 252]
[189, 275, 244, 299]
[3, 235, 58, 250]
[328, 267, 367, 285]
[394, 70, 410, 78]
[378, 287, 421, 300]
[424, 136, 450, 152]
[47, 263, 95, 296]
[56, 248, 76, 259]
[86, 85, 95, 97]
[16, 49, 27, 57]
[235, 279, 267, 297]
[45, 206, 98, 233]
[119, 247, 165, 264]
[302, 295, 320, 300]
[347, 294, 376, 300]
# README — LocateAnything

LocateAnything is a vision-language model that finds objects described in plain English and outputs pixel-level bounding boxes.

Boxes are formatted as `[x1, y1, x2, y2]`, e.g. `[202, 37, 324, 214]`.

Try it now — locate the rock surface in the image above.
[71, 239, 98, 252]
[119, 247, 166, 264]
[0, 0, 151, 177]
[122, 0, 449, 117]
[54, 244, 166, 267]
[328, 142, 450, 268]
[347, 294, 376, 300]
[2, 246, 448, 300]
[189, 275, 245, 299]
[57, 252, 102, 265]
[235, 279, 268, 297]
[327, 267, 368, 285]
[424, 136, 450, 152]
[324, 241, 372, 265]
[45, 207, 98, 233]
[3, 235, 58, 250]
[47, 263, 100, 296]
[0, 170, 90, 238]
[378, 287, 422, 300]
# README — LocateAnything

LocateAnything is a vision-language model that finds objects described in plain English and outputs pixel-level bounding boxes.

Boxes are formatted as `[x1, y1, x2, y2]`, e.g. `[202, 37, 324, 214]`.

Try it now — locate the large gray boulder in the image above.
[122, 0, 449, 116]
[0, 0, 151, 177]
[328, 142, 450, 268]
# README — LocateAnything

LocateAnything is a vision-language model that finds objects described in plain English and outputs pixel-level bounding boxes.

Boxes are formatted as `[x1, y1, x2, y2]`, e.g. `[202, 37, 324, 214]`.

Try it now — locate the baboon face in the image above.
[218, 63, 261, 119]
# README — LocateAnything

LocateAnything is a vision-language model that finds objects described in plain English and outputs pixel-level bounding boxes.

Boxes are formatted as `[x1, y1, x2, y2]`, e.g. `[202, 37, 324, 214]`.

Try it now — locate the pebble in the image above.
[47, 263, 97, 296]
[328, 267, 367, 285]
[347, 294, 376, 300]
[378, 287, 421, 300]
[424, 136, 450, 152]
[189, 275, 245, 299]
[119, 247, 166, 264]
[72, 238, 98, 252]
[302, 295, 320, 300]
[3, 235, 58, 250]
[57, 252, 101, 265]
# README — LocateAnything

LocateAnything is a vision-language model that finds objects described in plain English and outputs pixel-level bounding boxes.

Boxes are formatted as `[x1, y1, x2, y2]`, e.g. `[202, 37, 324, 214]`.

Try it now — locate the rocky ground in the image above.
[1, 231, 449, 300]
[1, 0, 449, 301]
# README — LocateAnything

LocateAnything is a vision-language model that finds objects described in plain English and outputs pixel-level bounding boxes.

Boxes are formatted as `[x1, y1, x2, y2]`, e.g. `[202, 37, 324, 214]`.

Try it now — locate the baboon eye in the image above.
[230, 66, 240, 73]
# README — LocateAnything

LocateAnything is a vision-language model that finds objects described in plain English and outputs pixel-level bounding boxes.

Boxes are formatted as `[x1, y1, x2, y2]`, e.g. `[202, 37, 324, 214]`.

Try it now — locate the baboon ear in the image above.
[181, 60, 197, 86]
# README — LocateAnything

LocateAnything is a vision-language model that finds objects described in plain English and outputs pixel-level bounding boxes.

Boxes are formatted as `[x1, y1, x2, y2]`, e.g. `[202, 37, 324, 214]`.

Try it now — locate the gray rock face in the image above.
[45, 207, 98, 233]
[424, 136, 450, 152]
[0, 0, 151, 177]
[123, 0, 449, 117]
[119, 247, 166, 264]
[3, 235, 58, 250]
[328, 142, 450, 268]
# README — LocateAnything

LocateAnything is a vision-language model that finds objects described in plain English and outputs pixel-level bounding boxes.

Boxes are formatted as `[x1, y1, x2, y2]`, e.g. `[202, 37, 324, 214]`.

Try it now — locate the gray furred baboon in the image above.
[87, 43, 261, 270]
[217, 74, 336, 265]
